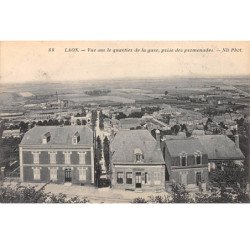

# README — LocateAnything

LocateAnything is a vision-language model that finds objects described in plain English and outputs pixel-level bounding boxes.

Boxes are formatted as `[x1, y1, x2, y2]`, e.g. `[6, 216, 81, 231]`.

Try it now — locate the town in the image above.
[0, 77, 249, 203]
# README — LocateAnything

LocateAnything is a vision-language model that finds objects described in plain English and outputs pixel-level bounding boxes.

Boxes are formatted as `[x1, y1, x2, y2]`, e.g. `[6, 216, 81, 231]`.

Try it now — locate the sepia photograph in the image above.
[0, 41, 249, 203]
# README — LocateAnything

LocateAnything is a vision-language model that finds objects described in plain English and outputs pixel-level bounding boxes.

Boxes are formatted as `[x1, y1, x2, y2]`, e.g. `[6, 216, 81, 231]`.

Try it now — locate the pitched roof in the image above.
[111, 129, 164, 164]
[20, 126, 93, 146]
[163, 138, 206, 157]
[196, 135, 244, 160]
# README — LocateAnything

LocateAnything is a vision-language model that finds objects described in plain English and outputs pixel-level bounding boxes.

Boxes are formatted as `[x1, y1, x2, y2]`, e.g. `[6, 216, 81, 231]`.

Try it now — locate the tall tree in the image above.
[91, 110, 97, 130]
[103, 136, 110, 173]
[96, 136, 102, 162]
[99, 110, 104, 130]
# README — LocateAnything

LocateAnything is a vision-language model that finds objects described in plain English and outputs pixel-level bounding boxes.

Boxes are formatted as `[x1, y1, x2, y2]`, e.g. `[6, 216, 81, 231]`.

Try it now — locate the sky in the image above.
[0, 41, 249, 84]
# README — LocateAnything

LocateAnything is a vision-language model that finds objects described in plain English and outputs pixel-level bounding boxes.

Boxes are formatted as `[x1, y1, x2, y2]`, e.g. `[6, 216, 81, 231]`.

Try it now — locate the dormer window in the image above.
[180, 152, 187, 167]
[195, 151, 202, 165]
[42, 132, 51, 144]
[72, 132, 80, 145]
[134, 148, 143, 162]
[136, 154, 142, 162]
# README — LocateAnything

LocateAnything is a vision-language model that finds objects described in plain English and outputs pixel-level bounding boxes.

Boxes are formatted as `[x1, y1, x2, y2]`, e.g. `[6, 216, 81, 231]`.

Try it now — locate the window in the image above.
[72, 132, 80, 145]
[78, 152, 86, 165]
[195, 151, 202, 165]
[33, 167, 41, 180]
[196, 155, 201, 165]
[78, 168, 86, 181]
[49, 152, 57, 164]
[180, 153, 187, 167]
[154, 172, 161, 185]
[63, 152, 71, 164]
[117, 172, 124, 184]
[49, 167, 57, 181]
[32, 152, 40, 164]
[145, 172, 148, 184]
[135, 154, 142, 162]
[42, 132, 51, 144]
[134, 148, 143, 162]
[126, 172, 132, 184]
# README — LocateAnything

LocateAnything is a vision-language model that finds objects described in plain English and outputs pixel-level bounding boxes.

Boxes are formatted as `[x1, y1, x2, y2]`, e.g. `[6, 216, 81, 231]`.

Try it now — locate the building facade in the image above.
[162, 137, 209, 191]
[19, 126, 94, 185]
[111, 129, 166, 191]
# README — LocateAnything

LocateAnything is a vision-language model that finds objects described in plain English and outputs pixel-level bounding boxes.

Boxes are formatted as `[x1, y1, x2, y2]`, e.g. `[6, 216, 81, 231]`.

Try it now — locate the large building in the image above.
[110, 129, 166, 191]
[19, 126, 94, 185]
[161, 137, 209, 191]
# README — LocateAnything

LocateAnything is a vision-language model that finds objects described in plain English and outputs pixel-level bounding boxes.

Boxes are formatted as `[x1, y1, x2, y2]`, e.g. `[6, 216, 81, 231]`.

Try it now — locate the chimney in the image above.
[235, 134, 239, 148]
[155, 129, 161, 149]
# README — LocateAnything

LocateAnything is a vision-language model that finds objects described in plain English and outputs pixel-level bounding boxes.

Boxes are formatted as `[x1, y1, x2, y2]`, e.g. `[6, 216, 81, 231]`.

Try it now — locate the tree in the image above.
[164, 91, 168, 95]
[47, 119, 53, 126]
[128, 112, 144, 118]
[96, 136, 102, 162]
[115, 112, 127, 120]
[91, 110, 98, 130]
[171, 125, 180, 135]
[19, 121, 28, 133]
[94, 155, 102, 187]
[43, 120, 48, 126]
[103, 136, 110, 173]
[82, 120, 87, 125]
[76, 119, 81, 125]
[170, 184, 191, 203]
[81, 108, 87, 117]
[206, 117, 213, 124]
[181, 124, 187, 132]
[99, 110, 104, 130]
[64, 120, 71, 126]
[59, 119, 64, 125]
[53, 119, 59, 126]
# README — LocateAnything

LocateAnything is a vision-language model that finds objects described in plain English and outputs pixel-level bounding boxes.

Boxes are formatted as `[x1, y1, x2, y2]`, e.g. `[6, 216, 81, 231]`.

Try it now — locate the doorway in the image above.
[135, 172, 142, 188]
[65, 168, 72, 182]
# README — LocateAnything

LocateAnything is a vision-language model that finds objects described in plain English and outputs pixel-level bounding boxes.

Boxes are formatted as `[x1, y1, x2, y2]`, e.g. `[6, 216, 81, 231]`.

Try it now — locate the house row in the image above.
[19, 125, 245, 192]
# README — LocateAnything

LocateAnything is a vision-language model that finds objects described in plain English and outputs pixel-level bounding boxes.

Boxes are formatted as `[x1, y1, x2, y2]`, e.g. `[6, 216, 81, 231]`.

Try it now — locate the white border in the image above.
[0, 1, 249, 250]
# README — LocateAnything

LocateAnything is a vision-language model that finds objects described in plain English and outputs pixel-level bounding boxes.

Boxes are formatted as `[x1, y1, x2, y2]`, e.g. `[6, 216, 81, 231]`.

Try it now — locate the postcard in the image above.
[0, 41, 249, 203]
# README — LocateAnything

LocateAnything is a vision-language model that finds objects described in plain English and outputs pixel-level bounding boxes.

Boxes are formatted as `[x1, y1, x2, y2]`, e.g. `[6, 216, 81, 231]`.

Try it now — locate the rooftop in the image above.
[196, 135, 244, 160]
[163, 138, 206, 157]
[20, 126, 93, 146]
[111, 129, 164, 164]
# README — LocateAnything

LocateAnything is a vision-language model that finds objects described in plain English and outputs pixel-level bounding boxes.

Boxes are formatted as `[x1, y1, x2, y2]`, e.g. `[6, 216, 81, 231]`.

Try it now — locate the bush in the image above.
[131, 197, 148, 203]
[0, 183, 89, 203]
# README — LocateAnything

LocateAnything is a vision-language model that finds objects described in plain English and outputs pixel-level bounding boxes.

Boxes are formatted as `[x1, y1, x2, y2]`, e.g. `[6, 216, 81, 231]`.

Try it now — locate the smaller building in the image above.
[162, 137, 209, 191]
[2, 129, 21, 138]
[111, 129, 166, 191]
